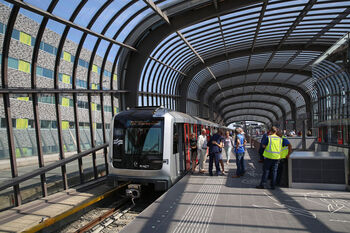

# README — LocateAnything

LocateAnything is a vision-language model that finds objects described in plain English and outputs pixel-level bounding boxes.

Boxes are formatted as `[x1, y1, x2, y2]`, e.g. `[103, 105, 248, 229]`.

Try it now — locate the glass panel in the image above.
[46, 166, 65, 195]
[37, 20, 64, 88]
[74, 0, 107, 28]
[0, 97, 12, 211]
[24, 0, 51, 11]
[78, 94, 91, 150]
[19, 175, 42, 205]
[0, 96, 10, 162]
[104, 95, 112, 142]
[60, 94, 76, 153]
[52, 0, 81, 20]
[0, 187, 15, 211]
[113, 96, 119, 115]
[91, 0, 130, 34]
[38, 93, 59, 165]
[92, 95, 103, 146]
[8, 9, 41, 88]
[67, 160, 81, 188]
[82, 153, 94, 183]
[10, 94, 38, 166]
[96, 148, 106, 178]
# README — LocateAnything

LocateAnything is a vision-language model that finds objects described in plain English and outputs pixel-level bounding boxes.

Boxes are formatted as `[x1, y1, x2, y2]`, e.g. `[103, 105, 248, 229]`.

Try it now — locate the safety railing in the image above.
[0, 143, 109, 210]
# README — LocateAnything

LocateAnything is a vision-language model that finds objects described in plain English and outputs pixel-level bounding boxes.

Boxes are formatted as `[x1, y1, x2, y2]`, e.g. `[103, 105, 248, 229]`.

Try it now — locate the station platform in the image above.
[121, 148, 350, 233]
[0, 178, 126, 233]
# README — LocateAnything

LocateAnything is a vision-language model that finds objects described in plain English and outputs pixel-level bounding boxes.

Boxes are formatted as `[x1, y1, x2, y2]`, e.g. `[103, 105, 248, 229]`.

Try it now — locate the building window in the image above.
[19, 31, 31, 46]
[40, 120, 50, 129]
[0, 118, 6, 128]
[62, 74, 71, 84]
[43, 43, 54, 54]
[16, 118, 28, 129]
[8, 57, 18, 69]
[62, 121, 69, 130]
[11, 29, 19, 40]
[61, 97, 70, 107]
[43, 68, 53, 79]
[63, 51, 71, 62]
[18, 60, 31, 73]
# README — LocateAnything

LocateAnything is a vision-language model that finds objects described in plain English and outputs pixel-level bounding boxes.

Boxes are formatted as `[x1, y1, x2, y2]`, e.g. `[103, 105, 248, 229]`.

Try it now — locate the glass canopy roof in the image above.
[2, 0, 349, 126]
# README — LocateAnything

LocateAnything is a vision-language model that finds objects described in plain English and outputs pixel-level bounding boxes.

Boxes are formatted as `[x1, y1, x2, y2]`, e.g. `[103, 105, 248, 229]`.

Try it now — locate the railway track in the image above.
[59, 186, 163, 233]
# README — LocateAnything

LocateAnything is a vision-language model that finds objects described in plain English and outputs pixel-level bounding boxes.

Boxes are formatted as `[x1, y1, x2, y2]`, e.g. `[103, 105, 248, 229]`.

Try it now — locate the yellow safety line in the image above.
[23, 182, 130, 233]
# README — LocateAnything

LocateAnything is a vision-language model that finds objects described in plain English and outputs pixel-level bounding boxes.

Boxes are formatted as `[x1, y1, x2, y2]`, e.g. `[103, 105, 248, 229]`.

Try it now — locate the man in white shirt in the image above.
[197, 129, 208, 173]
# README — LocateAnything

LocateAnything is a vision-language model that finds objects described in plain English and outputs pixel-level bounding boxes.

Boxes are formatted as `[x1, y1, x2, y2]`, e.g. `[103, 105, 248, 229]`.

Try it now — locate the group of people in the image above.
[190, 125, 293, 190]
[256, 126, 292, 189]
[190, 127, 247, 177]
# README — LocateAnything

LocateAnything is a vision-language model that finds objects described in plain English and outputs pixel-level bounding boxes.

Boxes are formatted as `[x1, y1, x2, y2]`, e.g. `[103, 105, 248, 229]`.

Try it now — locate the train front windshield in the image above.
[112, 118, 164, 170]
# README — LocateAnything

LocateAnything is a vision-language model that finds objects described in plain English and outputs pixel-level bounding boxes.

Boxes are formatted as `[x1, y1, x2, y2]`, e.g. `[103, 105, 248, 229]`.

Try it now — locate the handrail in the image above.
[0, 143, 109, 192]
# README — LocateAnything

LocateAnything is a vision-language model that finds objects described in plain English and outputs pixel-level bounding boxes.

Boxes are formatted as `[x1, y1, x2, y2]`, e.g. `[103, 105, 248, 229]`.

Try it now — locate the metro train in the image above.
[107, 107, 223, 192]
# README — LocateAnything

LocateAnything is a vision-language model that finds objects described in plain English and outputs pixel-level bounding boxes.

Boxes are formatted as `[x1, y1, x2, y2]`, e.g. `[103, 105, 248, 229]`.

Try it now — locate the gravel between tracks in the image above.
[59, 187, 163, 233]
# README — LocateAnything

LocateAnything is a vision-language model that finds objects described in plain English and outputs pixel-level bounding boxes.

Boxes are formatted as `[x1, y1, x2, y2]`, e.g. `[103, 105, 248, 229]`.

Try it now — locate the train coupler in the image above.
[126, 184, 141, 204]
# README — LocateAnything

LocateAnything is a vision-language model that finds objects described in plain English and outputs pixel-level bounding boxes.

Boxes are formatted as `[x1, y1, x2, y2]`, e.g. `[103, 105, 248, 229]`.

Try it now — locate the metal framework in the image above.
[1, 0, 350, 208]
[120, 0, 350, 127]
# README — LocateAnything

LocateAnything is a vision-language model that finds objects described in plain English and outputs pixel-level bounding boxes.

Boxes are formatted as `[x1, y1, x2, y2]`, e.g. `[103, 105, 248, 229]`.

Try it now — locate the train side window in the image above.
[173, 124, 178, 154]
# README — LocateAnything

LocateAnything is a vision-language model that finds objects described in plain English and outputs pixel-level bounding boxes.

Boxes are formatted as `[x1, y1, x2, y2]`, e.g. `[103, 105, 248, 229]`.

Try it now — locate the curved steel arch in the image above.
[215, 92, 294, 115]
[214, 92, 296, 129]
[120, 0, 328, 109]
[224, 114, 273, 125]
[197, 68, 310, 100]
[207, 82, 311, 129]
[221, 107, 279, 123]
[177, 46, 323, 109]
[226, 120, 268, 127]
[206, 81, 309, 107]
[224, 109, 275, 124]
[121, 0, 265, 108]
[219, 100, 285, 117]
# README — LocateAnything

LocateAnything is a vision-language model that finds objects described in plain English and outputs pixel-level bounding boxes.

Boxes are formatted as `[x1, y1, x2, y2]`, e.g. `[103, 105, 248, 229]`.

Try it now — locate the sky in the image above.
[0, 0, 148, 61]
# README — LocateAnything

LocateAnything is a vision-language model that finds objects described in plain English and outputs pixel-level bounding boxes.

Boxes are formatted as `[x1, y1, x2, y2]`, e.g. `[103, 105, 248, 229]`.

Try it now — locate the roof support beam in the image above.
[221, 107, 279, 122]
[179, 44, 326, 112]
[122, 0, 262, 109]
[219, 101, 283, 120]
[143, 0, 170, 24]
[214, 92, 296, 129]
[224, 114, 273, 125]
[226, 118, 269, 126]
[208, 82, 307, 129]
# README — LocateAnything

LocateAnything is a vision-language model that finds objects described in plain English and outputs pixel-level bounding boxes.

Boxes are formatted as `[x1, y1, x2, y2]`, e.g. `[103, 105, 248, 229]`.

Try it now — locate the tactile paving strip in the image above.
[172, 177, 225, 233]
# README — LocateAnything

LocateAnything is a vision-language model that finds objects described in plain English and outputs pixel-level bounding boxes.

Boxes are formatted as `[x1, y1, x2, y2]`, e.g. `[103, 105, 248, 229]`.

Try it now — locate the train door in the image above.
[184, 123, 191, 171]
[173, 123, 185, 176]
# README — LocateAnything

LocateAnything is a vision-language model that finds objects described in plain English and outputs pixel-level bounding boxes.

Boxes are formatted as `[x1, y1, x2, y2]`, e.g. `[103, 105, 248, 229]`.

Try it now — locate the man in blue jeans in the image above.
[232, 128, 247, 178]
[208, 129, 223, 176]
[256, 126, 290, 190]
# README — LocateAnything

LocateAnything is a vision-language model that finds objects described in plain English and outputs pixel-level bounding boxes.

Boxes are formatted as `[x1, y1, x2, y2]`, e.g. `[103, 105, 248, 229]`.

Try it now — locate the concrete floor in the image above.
[121, 148, 350, 233]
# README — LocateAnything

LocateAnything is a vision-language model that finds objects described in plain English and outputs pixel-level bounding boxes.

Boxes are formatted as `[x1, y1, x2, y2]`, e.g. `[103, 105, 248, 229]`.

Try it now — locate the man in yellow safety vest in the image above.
[276, 131, 292, 186]
[256, 126, 291, 190]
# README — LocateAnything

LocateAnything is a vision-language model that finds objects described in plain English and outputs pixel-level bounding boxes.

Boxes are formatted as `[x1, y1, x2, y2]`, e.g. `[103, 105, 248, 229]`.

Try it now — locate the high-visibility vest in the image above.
[280, 136, 288, 159]
[263, 135, 282, 160]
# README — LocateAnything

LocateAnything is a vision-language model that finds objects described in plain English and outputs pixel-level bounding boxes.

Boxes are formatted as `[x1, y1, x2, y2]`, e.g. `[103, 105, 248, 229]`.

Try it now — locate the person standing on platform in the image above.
[224, 130, 234, 165]
[197, 129, 208, 174]
[190, 133, 198, 174]
[276, 130, 292, 187]
[217, 130, 225, 174]
[256, 126, 290, 190]
[207, 129, 222, 176]
[232, 128, 247, 178]
[258, 130, 269, 163]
